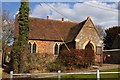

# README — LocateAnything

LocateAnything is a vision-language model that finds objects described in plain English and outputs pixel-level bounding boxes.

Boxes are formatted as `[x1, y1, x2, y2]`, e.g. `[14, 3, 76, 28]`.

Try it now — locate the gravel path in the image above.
[94, 64, 120, 70]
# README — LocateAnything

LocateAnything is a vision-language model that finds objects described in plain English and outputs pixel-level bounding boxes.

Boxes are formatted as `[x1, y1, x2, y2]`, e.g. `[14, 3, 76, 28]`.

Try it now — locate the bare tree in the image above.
[95, 25, 105, 39]
[2, 10, 14, 45]
[1, 9, 14, 68]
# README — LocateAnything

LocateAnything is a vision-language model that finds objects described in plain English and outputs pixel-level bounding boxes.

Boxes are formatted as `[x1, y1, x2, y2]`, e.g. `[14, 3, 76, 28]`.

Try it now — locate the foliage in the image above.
[57, 49, 95, 69]
[10, 40, 20, 73]
[46, 62, 61, 72]
[11, 1, 30, 73]
[22, 53, 42, 73]
[104, 26, 120, 49]
[26, 53, 56, 73]
[47, 49, 95, 72]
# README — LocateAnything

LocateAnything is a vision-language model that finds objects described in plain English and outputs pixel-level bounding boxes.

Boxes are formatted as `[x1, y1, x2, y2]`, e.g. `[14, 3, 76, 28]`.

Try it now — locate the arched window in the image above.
[54, 43, 58, 55]
[28, 42, 31, 53]
[33, 42, 36, 53]
[59, 44, 62, 53]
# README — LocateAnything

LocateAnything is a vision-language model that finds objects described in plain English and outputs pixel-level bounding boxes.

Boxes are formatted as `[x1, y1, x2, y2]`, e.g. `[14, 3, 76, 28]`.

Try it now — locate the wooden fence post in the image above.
[58, 70, 61, 80]
[10, 71, 13, 80]
[97, 69, 100, 80]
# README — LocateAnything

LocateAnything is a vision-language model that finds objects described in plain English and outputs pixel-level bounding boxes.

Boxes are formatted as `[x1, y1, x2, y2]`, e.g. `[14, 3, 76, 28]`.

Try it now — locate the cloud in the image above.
[31, 1, 118, 29]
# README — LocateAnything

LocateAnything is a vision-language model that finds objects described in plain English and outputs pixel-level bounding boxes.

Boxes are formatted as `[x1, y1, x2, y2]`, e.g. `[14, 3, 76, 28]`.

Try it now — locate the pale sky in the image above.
[2, 0, 120, 29]
[30, 1, 119, 29]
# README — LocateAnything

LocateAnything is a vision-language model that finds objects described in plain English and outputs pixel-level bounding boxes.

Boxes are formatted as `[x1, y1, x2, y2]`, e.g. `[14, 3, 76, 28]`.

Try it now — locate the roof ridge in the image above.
[29, 17, 79, 24]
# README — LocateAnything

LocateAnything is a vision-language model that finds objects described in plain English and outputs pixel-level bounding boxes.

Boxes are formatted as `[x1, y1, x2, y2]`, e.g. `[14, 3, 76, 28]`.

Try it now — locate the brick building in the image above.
[14, 16, 103, 63]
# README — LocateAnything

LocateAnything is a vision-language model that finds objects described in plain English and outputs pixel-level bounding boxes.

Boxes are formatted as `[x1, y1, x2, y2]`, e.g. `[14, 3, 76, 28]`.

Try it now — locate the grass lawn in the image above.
[52, 68, 120, 79]
[2, 68, 120, 79]
[59, 73, 119, 78]
[101, 68, 120, 72]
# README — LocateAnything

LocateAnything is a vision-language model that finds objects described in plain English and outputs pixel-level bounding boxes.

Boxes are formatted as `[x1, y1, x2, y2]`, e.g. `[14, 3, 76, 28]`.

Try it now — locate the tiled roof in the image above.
[14, 16, 87, 43]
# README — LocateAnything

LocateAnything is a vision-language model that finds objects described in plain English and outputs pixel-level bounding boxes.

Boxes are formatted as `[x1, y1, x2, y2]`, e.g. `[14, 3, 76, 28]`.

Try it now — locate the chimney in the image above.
[62, 18, 64, 21]
[47, 16, 49, 20]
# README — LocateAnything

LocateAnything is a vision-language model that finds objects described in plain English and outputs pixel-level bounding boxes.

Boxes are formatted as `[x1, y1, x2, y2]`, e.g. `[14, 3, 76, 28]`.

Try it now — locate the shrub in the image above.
[58, 49, 95, 68]
[27, 53, 56, 73]
[46, 62, 61, 72]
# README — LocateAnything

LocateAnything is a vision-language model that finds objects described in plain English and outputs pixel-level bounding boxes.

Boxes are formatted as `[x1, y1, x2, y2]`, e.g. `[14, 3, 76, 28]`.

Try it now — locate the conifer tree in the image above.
[104, 26, 120, 49]
[11, 0, 29, 73]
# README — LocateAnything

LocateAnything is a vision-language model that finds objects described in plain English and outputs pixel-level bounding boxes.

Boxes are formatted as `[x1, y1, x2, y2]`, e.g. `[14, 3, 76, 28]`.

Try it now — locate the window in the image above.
[96, 46, 102, 54]
[28, 42, 31, 53]
[33, 42, 36, 53]
[54, 43, 59, 55]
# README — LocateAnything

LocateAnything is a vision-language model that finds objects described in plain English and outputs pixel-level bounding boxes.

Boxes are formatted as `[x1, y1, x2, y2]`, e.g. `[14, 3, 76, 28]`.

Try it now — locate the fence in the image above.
[10, 70, 120, 80]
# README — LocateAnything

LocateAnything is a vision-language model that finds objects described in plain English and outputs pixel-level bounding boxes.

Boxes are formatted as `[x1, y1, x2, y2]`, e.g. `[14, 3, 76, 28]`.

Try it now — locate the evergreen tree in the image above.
[11, 0, 29, 73]
[104, 26, 120, 49]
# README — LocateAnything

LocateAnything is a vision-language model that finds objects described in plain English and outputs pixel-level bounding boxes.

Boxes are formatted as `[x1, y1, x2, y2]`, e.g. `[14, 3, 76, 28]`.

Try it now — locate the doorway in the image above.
[85, 41, 94, 53]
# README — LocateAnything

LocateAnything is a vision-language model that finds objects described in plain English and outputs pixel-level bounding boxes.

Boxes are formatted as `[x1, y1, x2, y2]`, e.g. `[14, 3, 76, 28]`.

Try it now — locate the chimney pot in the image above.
[47, 16, 49, 20]
[62, 18, 64, 21]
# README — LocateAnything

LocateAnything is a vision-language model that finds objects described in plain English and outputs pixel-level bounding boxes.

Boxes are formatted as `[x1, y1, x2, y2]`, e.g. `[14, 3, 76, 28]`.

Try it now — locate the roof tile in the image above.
[14, 16, 87, 42]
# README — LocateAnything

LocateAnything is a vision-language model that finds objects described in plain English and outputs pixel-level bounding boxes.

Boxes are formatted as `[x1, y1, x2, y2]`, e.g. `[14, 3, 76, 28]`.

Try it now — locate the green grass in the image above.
[51, 68, 120, 79]
[59, 73, 119, 79]
[2, 68, 120, 79]
[51, 74, 119, 79]
[101, 68, 120, 72]
[61, 74, 96, 78]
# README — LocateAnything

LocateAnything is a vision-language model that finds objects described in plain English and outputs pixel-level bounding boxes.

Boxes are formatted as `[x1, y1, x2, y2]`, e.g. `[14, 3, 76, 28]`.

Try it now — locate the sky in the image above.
[1, 0, 120, 29]
[1, 0, 120, 2]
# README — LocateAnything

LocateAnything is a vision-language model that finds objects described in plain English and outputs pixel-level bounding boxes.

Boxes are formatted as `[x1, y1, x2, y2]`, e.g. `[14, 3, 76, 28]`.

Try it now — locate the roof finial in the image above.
[87, 16, 91, 19]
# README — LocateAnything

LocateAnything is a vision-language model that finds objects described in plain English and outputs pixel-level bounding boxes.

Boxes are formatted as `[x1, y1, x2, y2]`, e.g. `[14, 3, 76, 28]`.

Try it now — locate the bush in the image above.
[46, 62, 61, 72]
[27, 53, 56, 73]
[58, 49, 95, 68]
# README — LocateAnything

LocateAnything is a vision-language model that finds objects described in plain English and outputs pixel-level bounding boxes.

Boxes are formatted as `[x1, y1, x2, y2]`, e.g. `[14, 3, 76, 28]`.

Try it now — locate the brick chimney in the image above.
[47, 16, 49, 20]
[62, 18, 64, 21]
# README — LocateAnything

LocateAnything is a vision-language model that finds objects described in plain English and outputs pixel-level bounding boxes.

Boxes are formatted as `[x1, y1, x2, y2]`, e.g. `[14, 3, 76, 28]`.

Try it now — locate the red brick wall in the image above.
[28, 40, 63, 54]
[28, 40, 64, 62]
[28, 39, 101, 64]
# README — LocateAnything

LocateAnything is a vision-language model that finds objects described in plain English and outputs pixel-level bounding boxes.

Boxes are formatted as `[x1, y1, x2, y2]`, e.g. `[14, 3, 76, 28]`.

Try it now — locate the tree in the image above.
[1, 9, 13, 69]
[2, 10, 14, 45]
[104, 26, 120, 49]
[95, 25, 105, 39]
[11, 0, 29, 73]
